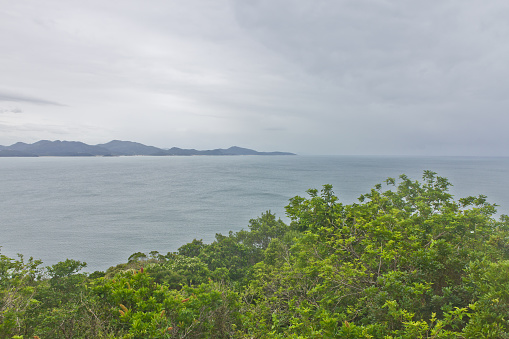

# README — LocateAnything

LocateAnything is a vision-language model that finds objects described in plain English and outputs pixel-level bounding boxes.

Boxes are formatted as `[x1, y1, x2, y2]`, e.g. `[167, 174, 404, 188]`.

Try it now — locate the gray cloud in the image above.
[0, 107, 23, 113]
[233, 1, 509, 103]
[0, 91, 64, 106]
[228, 1, 509, 154]
[0, 1, 508, 155]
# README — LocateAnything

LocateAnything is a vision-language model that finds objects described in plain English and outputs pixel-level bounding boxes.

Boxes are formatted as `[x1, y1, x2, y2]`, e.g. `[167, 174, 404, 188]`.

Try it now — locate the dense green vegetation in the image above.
[2, 171, 509, 338]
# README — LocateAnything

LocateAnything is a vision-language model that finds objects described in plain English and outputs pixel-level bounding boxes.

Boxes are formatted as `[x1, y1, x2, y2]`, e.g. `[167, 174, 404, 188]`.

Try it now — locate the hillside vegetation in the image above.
[2, 171, 509, 338]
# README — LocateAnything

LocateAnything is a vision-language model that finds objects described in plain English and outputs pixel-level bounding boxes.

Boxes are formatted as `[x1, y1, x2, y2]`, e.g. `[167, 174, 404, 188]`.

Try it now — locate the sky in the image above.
[1, 0, 509, 155]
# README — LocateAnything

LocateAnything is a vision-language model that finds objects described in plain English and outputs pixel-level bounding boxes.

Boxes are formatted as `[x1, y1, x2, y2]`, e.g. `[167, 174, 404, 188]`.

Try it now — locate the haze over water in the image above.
[1, 155, 508, 272]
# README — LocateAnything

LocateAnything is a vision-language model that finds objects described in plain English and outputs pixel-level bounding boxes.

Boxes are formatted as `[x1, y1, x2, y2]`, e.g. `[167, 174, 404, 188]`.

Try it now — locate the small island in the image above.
[0, 140, 296, 157]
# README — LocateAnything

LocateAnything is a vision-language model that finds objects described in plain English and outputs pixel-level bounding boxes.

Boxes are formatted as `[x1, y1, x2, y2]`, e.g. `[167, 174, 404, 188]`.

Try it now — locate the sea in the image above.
[1, 155, 508, 272]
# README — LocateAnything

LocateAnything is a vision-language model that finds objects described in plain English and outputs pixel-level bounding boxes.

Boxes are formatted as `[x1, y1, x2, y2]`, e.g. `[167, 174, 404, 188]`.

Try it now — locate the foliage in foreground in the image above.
[2, 171, 509, 338]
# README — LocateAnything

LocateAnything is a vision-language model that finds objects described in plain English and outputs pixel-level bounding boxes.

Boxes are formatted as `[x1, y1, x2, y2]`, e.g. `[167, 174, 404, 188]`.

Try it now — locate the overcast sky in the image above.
[1, 0, 508, 155]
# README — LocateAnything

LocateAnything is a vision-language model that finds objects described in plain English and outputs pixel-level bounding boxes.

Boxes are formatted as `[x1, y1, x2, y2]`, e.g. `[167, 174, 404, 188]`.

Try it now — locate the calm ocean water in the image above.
[1, 155, 508, 272]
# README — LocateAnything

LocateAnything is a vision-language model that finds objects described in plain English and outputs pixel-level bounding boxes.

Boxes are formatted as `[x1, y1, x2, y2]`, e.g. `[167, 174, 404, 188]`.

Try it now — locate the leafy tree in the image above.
[0, 253, 42, 337]
[128, 252, 148, 263]
[239, 172, 509, 338]
[146, 256, 211, 290]
[236, 211, 289, 250]
[91, 269, 241, 338]
[25, 259, 112, 338]
[196, 212, 290, 283]
[178, 239, 205, 258]
[198, 234, 252, 282]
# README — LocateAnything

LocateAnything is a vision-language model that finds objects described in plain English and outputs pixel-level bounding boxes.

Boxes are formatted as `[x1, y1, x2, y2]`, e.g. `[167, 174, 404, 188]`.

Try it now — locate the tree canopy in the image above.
[1, 171, 509, 338]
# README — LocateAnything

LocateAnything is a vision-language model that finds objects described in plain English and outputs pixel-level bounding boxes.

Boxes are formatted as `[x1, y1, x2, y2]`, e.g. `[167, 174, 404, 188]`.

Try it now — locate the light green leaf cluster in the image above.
[239, 172, 509, 338]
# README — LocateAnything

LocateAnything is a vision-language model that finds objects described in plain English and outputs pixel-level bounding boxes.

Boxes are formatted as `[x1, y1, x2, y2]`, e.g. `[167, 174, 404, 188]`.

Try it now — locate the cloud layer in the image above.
[1, 0, 508, 155]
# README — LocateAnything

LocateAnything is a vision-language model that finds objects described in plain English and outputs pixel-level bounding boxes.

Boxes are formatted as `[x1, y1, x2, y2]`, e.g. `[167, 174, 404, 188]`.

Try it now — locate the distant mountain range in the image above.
[0, 140, 295, 157]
